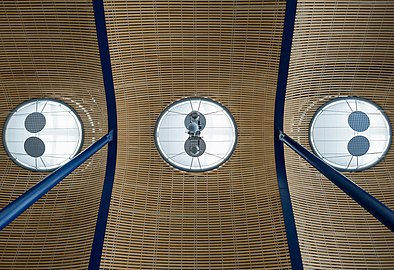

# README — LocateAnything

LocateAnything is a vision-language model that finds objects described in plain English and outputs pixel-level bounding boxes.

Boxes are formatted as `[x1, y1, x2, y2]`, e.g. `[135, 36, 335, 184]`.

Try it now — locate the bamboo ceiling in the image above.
[285, 1, 394, 269]
[0, 0, 108, 269]
[100, 0, 290, 269]
[0, 0, 393, 269]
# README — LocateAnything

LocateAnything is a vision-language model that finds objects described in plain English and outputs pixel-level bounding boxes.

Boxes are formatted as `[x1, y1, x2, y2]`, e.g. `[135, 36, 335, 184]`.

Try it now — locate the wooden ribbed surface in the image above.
[101, 1, 290, 269]
[285, 1, 394, 269]
[0, 1, 107, 269]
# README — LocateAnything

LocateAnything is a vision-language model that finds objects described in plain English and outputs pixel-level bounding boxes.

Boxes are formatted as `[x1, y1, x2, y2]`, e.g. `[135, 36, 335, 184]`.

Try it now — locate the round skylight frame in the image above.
[309, 97, 392, 172]
[154, 97, 238, 172]
[3, 99, 84, 172]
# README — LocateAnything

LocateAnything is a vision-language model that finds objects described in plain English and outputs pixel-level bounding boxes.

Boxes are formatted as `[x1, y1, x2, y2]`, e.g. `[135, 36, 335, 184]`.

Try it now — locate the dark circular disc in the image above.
[24, 137, 45, 157]
[184, 136, 206, 157]
[348, 111, 370, 132]
[184, 111, 206, 131]
[25, 112, 46, 133]
[347, 136, 370, 156]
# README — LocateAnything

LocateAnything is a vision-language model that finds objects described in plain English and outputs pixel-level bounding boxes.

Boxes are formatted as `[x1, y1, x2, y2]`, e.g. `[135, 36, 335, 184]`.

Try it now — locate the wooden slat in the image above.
[100, 1, 290, 269]
[0, 1, 107, 269]
[285, 1, 394, 269]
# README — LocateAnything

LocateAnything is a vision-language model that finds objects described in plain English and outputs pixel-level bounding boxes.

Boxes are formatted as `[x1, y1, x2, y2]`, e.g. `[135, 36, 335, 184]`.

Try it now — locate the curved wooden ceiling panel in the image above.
[1, 0, 392, 269]
[101, 1, 290, 269]
[0, 1, 107, 269]
[285, 1, 394, 269]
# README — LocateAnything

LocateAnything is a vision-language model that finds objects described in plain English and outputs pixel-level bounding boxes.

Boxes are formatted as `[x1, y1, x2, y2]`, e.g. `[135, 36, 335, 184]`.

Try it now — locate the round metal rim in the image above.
[308, 96, 392, 172]
[154, 97, 238, 172]
[2, 98, 85, 172]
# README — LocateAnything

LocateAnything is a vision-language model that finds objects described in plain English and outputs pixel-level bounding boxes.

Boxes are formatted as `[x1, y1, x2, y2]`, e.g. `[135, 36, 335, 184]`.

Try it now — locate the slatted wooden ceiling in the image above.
[0, 0, 393, 269]
[100, 0, 290, 269]
[285, 1, 394, 269]
[0, 0, 108, 269]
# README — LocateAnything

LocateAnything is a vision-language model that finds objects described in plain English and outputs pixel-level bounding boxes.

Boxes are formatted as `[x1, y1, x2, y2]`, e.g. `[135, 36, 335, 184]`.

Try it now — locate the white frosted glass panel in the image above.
[204, 114, 233, 128]
[13, 153, 36, 167]
[159, 112, 186, 128]
[310, 97, 391, 171]
[205, 141, 233, 156]
[6, 129, 32, 142]
[197, 102, 222, 114]
[197, 154, 222, 167]
[155, 98, 237, 172]
[313, 113, 350, 128]
[202, 128, 235, 142]
[158, 128, 189, 142]
[6, 141, 26, 154]
[171, 154, 192, 167]
[3, 99, 83, 171]
[160, 141, 186, 156]
[311, 127, 354, 142]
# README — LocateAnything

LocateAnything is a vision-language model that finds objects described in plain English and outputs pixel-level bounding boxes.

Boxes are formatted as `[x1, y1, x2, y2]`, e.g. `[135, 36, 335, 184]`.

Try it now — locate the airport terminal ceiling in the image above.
[0, 0, 393, 269]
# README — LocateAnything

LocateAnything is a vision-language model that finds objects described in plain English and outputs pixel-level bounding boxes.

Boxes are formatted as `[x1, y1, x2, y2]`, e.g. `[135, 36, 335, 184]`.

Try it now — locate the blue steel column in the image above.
[274, 0, 303, 269]
[0, 132, 113, 231]
[89, 0, 118, 268]
[279, 132, 394, 232]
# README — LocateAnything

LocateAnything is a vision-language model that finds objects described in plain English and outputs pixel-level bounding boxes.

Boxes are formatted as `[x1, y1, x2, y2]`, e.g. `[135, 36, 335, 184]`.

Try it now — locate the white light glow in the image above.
[3, 99, 83, 171]
[310, 97, 391, 171]
[155, 98, 237, 172]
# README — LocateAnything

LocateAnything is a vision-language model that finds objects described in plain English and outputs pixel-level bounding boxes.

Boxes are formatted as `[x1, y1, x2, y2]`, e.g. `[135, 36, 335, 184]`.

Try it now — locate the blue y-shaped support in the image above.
[279, 131, 394, 232]
[0, 131, 114, 231]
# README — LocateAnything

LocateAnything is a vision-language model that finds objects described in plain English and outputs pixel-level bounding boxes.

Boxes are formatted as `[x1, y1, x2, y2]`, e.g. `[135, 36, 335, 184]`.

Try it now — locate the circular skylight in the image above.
[309, 97, 391, 171]
[3, 99, 84, 171]
[155, 98, 237, 172]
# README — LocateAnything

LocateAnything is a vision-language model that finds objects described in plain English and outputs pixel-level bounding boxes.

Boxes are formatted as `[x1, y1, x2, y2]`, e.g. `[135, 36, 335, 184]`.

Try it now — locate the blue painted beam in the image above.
[0, 132, 113, 231]
[273, 0, 303, 269]
[89, 0, 118, 268]
[279, 131, 394, 232]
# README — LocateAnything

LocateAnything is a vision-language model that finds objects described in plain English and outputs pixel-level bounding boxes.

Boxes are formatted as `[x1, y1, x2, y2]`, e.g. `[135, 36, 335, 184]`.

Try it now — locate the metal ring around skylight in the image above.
[154, 97, 238, 172]
[3, 99, 84, 171]
[309, 97, 391, 171]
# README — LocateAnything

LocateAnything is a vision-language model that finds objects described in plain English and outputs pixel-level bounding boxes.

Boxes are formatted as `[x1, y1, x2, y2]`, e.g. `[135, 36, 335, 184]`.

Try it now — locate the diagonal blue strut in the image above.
[279, 131, 394, 232]
[0, 131, 114, 231]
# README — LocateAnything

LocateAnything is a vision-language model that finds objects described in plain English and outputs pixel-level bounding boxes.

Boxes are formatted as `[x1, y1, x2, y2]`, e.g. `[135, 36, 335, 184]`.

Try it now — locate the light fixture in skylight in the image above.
[3, 99, 84, 171]
[309, 97, 391, 171]
[155, 98, 237, 172]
